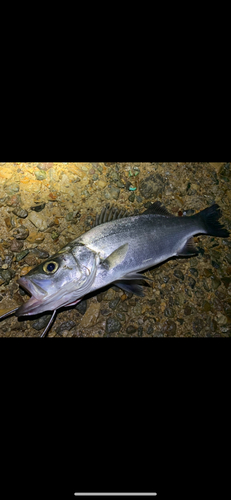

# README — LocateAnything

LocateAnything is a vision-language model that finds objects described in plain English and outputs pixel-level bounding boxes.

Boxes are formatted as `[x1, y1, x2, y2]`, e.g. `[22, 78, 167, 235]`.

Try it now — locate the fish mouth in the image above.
[16, 277, 48, 316]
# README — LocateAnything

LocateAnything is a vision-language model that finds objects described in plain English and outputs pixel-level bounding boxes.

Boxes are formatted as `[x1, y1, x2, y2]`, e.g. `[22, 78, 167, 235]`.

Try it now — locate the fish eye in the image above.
[43, 261, 59, 274]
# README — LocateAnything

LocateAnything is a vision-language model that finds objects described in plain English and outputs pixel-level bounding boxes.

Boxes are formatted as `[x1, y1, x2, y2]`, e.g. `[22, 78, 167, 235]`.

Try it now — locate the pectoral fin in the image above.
[102, 243, 129, 270]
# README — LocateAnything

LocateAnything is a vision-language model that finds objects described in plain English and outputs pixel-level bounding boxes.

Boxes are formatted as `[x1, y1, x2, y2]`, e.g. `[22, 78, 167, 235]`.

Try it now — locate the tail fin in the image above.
[198, 204, 229, 237]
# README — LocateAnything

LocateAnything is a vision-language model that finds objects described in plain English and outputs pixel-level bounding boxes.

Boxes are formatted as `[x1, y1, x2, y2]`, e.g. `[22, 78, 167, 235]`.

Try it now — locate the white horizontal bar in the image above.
[74, 494, 157, 497]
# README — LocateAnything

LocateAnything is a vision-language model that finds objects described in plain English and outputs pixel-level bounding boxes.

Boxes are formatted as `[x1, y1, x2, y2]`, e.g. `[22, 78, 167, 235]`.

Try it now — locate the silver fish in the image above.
[0, 202, 229, 337]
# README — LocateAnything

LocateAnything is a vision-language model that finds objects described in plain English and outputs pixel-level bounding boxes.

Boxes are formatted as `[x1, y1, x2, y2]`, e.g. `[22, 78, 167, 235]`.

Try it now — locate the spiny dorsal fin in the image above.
[142, 201, 174, 217]
[94, 204, 129, 227]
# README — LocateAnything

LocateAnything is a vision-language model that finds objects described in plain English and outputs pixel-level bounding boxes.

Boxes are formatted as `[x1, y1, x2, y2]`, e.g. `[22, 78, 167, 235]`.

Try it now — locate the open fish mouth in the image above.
[15, 277, 48, 317]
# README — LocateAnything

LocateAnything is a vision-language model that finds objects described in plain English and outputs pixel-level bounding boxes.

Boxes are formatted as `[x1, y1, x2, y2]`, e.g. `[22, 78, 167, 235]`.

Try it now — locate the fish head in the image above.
[16, 244, 98, 317]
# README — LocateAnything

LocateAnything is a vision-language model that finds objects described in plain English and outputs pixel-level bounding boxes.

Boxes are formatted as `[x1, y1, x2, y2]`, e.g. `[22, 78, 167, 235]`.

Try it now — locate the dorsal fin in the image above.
[94, 201, 174, 227]
[94, 204, 129, 227]
[142, 201, 174, 217]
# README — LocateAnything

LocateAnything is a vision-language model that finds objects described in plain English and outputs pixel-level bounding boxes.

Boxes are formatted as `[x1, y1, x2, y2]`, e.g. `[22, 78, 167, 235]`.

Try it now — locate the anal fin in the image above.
[177, 237, 198, 256]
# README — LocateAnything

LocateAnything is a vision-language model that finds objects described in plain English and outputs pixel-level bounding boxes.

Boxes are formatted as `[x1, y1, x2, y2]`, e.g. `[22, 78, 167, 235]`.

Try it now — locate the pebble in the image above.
[30, 248, 49, 259]
[32, 313, 53, 331]
[12, 226, 29, 240]
[137, 326, 143, 337]
[128, 193, 135, 202]
[164, 307, 175, 318]
[75, 300, 87, 315]
[16, 250, 30, 262]
[56, 321, 76, 334]
[109, 298, 120, 310]
[189, 267, 198, 277]
[10, 239, 24, 252]
[147, 325, 154, 335]
[126, 325, 137, 334]
[105, 317, 121, 334]
[202, 301, 211, 312]
[139, 174, 164, 199]
[174, 269, 184, 280]
[193, 318, 204, 333]
[30, 203, 46, 212]
[210, 276, 221, 290]
[162, 320, 177, 336]
[12, 207, 28, 218]
[35, 170, 47, 180]
[104, 187, 120, 200]
[80, 301, 100, 328]
[116, 312, 126, 322]
[188, 277, 196, 289]
[28, 212, 48, 231]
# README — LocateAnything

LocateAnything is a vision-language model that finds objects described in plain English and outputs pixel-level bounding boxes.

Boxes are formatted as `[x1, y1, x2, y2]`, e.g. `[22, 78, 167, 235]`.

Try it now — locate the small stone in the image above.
[10, 239, 24, 252]
[109, 298, 120, 310]
[139, 174, 164, 199]
[12, 226, 29, 240]
[12, 207, 28, 218]
[104, 187, 120, 200]
[211, 276, 221, 290]
[133, 303, 142, 315]
[162, 320, 177, 336]
[126, 325, 137, 334]
[189, 268, 198, 277]
[164, 307, 175, 318]
[27, 232, 45, 244]
[75, 300, 87, 315]
[32, 313, 53, 331]
[147, 325, 154, 335]
[174, 269, 184, 280]
[116, 312, 126, 322]
[16, 250, 30, 262]
[35, 170, 47, 180]
[128, 193, 135, 202]
[202, 301, 211, 312]
[56, 321, 76, 334]
[193, 317, 204, 333]
[28, 212, 48, 231]
[30, 203, 46, 212]
[106, 317, 121, 334]
[80, 301, 100, 328]
[137, 326, 143, 337]
[30, 248, 49, 259]
[188, 277, 196, 289]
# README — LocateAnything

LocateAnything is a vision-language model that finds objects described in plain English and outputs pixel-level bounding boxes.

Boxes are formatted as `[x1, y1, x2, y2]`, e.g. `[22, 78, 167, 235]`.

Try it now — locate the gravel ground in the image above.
[0, 162, 230, 337]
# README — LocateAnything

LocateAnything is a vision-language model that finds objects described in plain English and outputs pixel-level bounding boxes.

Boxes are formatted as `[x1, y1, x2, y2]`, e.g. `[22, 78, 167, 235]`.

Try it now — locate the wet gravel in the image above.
[0, 162, 231, 337]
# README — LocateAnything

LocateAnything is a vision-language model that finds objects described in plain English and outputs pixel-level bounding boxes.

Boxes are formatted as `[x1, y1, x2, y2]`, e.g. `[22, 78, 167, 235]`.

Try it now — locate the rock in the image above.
[30, 248, 49, 259]
[0, 268, 15, 284]
[10, 239, 24, 252]
[35, 170, 47, 180]
[104, 187, 120, 200]
[164, 307, 175, 318]
[219, 163, 231, 181]
[28, 212, 48, 231]
[12, 207, 28, 218]
[109, 298, 120, 310]
[210, 275, 221, 290]
[193, 318, 204, 333]
[174, 269, 184, 280]
[30, 203, 46, 212]
[56, 321, 76, 334]
[137, 326, 143, 336]
[37, 163, 54, 171]
[188, 277, 196, 288]
[128, 193, 135, 202]
[27, 232, 45, 244]
[105, 317, 121, 334]
[116, 312, 126, 322]
[80, 301, 100, 328]
[147, 325, 154, 335]
[75, 300, 87, 315]
[126, 325, 137, 334]
[189, 267, 198, 277]
[162, 320, 177, 336]
[139, 174, 164, 199]
[16, 250, 30, 262]
[12, 226, 29, 240]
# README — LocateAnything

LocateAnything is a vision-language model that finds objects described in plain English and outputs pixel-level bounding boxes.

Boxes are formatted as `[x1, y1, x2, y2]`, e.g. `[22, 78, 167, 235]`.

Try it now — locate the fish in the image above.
[0, 201, 229, 337]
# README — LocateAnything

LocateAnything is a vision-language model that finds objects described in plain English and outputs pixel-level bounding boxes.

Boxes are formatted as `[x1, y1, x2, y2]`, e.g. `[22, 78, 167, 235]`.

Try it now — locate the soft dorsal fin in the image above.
[142, 201, 174, 217]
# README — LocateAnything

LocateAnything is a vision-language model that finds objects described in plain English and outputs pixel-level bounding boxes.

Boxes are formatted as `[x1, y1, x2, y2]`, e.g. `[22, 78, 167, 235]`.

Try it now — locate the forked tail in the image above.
[198, 204, 229, 237]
